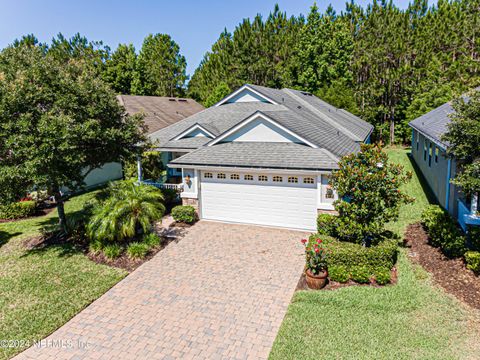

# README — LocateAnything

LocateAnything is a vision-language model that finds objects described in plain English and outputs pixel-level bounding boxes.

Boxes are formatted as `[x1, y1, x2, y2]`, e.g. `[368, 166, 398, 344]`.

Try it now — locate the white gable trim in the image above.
[214, 85, 278, 107]
[172, 123, 216, 141]
[207, 112, 318, 148]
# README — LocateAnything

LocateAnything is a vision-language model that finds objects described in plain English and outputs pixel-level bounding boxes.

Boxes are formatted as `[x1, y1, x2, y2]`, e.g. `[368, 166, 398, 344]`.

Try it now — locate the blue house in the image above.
[409, 97, 479, 232]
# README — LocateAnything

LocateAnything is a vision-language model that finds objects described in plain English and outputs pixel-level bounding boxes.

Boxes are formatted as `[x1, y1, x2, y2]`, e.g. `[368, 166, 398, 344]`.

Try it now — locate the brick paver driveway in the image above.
[16, 221, 306, 360]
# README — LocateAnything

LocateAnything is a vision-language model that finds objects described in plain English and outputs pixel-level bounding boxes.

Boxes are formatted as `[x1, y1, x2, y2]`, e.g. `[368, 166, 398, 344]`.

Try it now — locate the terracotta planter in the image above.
[305, 269, 328, 289]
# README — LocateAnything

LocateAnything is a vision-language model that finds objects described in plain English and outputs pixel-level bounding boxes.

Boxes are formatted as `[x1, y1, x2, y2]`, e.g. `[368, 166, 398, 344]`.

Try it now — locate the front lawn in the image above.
[269, 148, 480, 359]
[0, 191, 126, 360]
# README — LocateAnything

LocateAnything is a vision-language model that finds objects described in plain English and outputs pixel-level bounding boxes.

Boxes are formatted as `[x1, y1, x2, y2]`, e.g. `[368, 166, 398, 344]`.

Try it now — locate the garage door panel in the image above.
[200, 171, 317, 230]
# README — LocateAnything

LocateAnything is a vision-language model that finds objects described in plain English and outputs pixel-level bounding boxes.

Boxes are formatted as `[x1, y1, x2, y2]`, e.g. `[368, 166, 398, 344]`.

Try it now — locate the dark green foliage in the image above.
[132, 34, 187, 97]
[330, 145, 413, 244]
[103, 244, 123, 259]
[143, 232, 161, 248]
[126, 242, 149, 259]
[316, 214, 337, 236]
[103, 44, 137, 94]
[421, 205, 466, 258]
[171, 205, 197, 224]
[0, 43, 147, 230]
[87, 181, 165, 242]
[124, 150, 164, 181]
[464, 251, 480, 274]
[309, 234, 397, 285]
[161, 188, 179, 207]
[0, 201, 36, 220]
[188, 1, 480, 144]
[204, 82, 231, 107]
[443, 89, 480, 195]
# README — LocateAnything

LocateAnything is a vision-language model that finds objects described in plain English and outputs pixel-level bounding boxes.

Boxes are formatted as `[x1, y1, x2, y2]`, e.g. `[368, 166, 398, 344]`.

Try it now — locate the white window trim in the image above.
[214, 84, 278, 107]
[171, 123, 216, 141]
[207, 112, 318, 148]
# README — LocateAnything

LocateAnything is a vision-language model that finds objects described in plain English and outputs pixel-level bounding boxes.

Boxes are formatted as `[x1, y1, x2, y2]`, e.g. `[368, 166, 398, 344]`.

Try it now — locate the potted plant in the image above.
[301, 237, 328, 289]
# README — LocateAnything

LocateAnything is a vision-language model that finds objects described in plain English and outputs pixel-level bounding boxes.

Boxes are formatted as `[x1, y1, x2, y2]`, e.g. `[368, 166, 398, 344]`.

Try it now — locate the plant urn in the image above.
[305, 269, 328, 290]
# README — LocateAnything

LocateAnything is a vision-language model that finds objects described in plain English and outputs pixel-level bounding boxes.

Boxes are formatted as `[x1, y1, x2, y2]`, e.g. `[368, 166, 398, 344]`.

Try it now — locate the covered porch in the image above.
[458, 193, 480, 232]
[136, 150, 188, 192]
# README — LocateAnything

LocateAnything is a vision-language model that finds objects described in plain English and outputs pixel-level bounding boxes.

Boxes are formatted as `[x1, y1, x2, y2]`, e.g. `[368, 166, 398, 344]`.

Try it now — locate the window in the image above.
[204, 172, 213, 178]
[288, 176, 298, 183]
[303, 177, 314, 184]
[423, 141, 428, 161]
[273, 176, 283, 182]
[230, 173, 239, 180]
[258, 175, 268, 182]
[428, 143, 433, 167]
[217, 173, 226, 179]
[416, 131, 419, 151]
[244, 174, 253, 181]
[435, 147, 439, 163]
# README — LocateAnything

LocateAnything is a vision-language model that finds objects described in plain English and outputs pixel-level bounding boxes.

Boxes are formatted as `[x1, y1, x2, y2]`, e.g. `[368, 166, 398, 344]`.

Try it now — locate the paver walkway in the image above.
[16, 221, 306, 360]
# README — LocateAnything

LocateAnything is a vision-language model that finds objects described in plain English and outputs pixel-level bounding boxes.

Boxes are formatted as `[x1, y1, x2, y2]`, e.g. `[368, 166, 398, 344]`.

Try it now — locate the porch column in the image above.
[472, 193, 479, 214]
[137, 154, 143, 182]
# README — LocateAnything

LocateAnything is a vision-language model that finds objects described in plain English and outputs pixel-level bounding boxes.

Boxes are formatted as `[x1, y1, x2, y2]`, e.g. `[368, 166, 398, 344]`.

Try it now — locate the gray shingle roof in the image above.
[409, 102, 454, 148]
[118, 95, 204, 134]
[169, 142, 339, 171]
[149, 85, 373, 159]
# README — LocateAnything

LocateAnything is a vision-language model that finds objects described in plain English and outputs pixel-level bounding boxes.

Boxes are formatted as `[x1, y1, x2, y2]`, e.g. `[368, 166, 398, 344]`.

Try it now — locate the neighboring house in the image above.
[409, 98, 480, 232]
[79, 95, 204, 190]
[146, 84, 373, 231]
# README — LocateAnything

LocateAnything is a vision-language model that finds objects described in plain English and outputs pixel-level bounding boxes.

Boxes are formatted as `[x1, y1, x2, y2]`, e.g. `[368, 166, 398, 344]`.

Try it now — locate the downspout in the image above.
[445, 158, 452, 211]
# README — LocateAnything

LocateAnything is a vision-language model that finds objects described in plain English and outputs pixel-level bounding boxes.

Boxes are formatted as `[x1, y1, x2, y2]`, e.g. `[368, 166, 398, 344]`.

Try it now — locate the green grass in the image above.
[0, 192, 126, 360]
[270, 148, 480, 360]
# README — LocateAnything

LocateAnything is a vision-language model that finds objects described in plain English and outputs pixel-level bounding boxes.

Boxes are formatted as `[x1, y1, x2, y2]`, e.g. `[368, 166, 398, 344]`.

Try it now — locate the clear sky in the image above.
[0, 0, 416, 76]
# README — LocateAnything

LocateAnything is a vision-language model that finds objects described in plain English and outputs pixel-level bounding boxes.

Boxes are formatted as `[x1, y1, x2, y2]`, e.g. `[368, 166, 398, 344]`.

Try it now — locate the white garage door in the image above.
[200, 171, 317, 230]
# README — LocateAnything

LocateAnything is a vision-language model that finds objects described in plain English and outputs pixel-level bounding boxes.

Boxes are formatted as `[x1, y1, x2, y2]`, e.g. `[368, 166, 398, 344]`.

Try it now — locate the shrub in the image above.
[103, 244, 123, 259]
[328, 265, 349, 283]
[468, 226, 480, 251]
[29, 190, 50, 202]
[162, 188, 180, 206]
[126, 242, 149, 259]
[143, 232, 161, 248]
[350, 266, 371, 283]
[330, 144, 413, 244]
[465, 251, 480, 274]
[87, 181, 165, 242]
[89, 240, 104, 255]
[309, 234, 397, 285]
[374, 267, 392, 285]
[421, 205, 466, 258]
[317, 214, 337, 236]
[171, 205, 197, 224]
[0, 200, 36, 220]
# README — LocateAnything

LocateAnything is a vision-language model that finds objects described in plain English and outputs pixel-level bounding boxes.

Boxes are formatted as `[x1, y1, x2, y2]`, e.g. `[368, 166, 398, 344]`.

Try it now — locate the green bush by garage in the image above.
[309, 233, 397, 285]
[171, 205, 197, 224]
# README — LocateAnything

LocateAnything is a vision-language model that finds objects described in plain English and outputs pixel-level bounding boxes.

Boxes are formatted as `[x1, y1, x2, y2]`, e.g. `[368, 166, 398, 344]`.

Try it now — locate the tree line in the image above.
[7, 0, 480, 144]
[189, 0, 480, 144]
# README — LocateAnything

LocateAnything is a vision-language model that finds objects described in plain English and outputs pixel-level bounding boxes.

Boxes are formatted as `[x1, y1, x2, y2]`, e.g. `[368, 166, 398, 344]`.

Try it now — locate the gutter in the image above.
[166, 163, 337, 174]
[409, 123, 448, 151]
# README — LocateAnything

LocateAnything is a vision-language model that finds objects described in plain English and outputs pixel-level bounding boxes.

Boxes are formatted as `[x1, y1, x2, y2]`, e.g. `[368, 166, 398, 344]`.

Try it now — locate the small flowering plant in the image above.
[301, 237, 328, 275]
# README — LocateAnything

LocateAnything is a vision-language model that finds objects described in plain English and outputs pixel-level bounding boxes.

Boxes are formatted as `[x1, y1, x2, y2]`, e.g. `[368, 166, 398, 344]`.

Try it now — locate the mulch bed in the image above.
[405, 222, 480, 309]
[22, 221, 193, 272]
[296, 267, 398, 291]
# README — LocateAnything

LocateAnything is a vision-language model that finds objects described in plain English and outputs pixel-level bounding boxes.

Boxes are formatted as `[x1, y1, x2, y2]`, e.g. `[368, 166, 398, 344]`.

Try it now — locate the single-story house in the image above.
[409, 96, 480, 232]
[146, 84, 373, 231]
[78, 95, 204, 190]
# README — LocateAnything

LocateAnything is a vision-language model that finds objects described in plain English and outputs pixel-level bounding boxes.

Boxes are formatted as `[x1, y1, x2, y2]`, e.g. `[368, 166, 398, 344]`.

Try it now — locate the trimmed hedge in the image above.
[421, 205, 466, 258]
[0, 201, 36, 220]
[310, 234, 397, 284]
[465, 251, 480, 274]
[171, 205, 197, 224]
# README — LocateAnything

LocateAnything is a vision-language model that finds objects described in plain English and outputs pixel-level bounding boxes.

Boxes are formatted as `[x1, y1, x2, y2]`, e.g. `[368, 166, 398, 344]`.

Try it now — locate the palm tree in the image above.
[87, 181, 165, 242]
